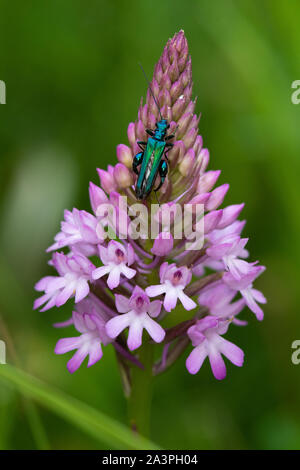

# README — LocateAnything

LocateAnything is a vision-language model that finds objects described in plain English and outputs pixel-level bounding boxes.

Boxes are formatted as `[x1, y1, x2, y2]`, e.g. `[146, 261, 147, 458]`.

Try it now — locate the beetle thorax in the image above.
[154, 119, 168, 140]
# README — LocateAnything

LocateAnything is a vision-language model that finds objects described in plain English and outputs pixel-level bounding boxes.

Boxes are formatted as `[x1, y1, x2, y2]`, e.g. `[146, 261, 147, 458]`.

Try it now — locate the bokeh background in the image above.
[0, 0, 300, 450]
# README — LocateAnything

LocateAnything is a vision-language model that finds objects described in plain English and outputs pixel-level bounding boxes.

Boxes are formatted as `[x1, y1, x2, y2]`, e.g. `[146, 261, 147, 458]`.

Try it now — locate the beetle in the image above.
[132, 66, 176, 201]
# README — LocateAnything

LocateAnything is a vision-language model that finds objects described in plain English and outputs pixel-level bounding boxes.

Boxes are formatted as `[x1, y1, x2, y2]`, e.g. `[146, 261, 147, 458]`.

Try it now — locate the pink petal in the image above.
[206, 184, 229, 211]
[151, 232, 174, 256]
[127, 319, 143, 351]
[242, 289, 264, 321]
[218, 337, 244, 367]
[35, 276, 54, 292]
[83, 314, 97, 331]
[147, 300, 162, 318]
[206, 243, 232, 259]
[203, 210, 223, 234]
[198, 170, 221, 193]
[232, 318, 248, 326]
[143, 316, 165, 343]
[107, 267, 121, 289]
[73, 312, 88, 333]
[87, 340, 103, 367]
[127, 244, 135, 266]
[92, 265, 110, 280]
[67, 347, 88, 373]
[89, 182, 107, 214]
[146, 284, 166, 297]
[217, 203, 245, 229]
[115, 294, 130, 313]
[251, 288, 267, 304]
[53, 252, 69, 276]
[219, 298, 246, 318]
[98, 245, 109, 265]
[120, 265, 136, 280]
[163, 288, 178, 312]
[186, 345, 208, 374]
[53, 317, 74, 328]
[33, 293, 52, 310]
[39, 296, 57, 312]
[44, 277, 67, 292]
[159, 261, 171, 281]
[105, 312, 132, 339]
[55, 284, 75, 307]
[225, 258, 251, 279]
[177, 290, 197, 311]
[55, 337, 82, 354]
[75, 279, 90, 303]
[208, 349, 227, 380]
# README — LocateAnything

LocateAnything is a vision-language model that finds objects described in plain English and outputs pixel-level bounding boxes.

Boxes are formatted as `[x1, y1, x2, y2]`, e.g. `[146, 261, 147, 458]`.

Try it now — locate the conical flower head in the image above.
[34, 31, 266, 382]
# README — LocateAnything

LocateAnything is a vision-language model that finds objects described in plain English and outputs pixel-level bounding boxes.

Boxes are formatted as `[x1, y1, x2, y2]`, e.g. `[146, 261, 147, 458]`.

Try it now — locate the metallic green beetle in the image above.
[133, 118, 175, 200]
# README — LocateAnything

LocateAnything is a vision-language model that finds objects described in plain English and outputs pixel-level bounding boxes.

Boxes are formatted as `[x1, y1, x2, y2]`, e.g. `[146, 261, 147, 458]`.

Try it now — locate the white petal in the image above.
[163, 287, 178, 312]
[75, 278, 90, 303]
[143, 315, 165, 343]
[105, 312, 132, 339]
[177, 290, 197, 311]
[55, 336, 82, 354]
[87, 340, 103, 367]
[127, 318, 143, 351]
[92, 265, 111, 280]
[120, 265, 136, 280]
[146, 284, 166, 297]
[107, 266, 121, 288]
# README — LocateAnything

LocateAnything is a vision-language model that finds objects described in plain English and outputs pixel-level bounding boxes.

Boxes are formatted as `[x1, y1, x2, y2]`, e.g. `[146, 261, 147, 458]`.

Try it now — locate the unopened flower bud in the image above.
[179, 149, 195, 176]
[198, 148, 210, 174]
[151, 232, 174, 256]
[127, 122, 136, 148]
[89, 182, 107, 214]
[116, 144, 133, 168]
[217, 203, 245, 229]
[198, 170, 221, 193]
[183, 127, 197, 149]
[97, 166, 117, 194]
[206, 184, 229, 211]
[202, 209, 223, 234]
[113, 163, 133, 189]
[170, 80, 183, 102]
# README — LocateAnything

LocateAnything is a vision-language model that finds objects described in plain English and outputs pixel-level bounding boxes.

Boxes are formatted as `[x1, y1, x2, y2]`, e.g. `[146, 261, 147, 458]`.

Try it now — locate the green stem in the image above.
[127, 341, 153, 439]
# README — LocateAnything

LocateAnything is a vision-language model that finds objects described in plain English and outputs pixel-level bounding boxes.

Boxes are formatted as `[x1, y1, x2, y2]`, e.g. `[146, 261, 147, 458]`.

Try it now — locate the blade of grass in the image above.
[0, 314, 50, 449]
[0, 364, 160, 450]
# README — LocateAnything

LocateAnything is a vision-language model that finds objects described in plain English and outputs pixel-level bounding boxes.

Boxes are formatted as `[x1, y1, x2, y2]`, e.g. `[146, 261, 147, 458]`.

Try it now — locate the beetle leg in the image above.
[133, 152, 144, 175]
[154, 160, 168, 192]
[166, 134, 175, 141]
[164, 145, 173, 161]
[146, 129, 155, 136]
[137, 141, 147, 151]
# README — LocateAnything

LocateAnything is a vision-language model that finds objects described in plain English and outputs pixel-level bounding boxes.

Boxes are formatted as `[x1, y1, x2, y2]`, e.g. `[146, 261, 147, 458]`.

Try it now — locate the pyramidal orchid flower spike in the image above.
[34, 31, 266, 434]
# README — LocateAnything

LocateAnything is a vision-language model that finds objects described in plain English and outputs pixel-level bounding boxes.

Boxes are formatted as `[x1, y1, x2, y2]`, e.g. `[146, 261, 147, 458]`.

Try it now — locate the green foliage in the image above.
[0, 365, 159, 449]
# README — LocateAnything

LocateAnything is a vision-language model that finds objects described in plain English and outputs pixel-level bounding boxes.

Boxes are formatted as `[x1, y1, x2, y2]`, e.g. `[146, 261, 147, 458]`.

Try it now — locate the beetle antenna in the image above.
[139, 63, 163, 121]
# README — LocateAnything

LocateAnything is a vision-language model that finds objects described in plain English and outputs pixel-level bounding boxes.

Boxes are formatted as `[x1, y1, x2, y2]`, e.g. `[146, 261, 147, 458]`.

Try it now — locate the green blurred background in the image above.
[0, 0, 300, 449]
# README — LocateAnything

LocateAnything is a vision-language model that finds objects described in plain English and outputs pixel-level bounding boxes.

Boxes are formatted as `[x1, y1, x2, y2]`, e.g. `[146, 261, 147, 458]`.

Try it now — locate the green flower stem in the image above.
[127, 340, 154, 439]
